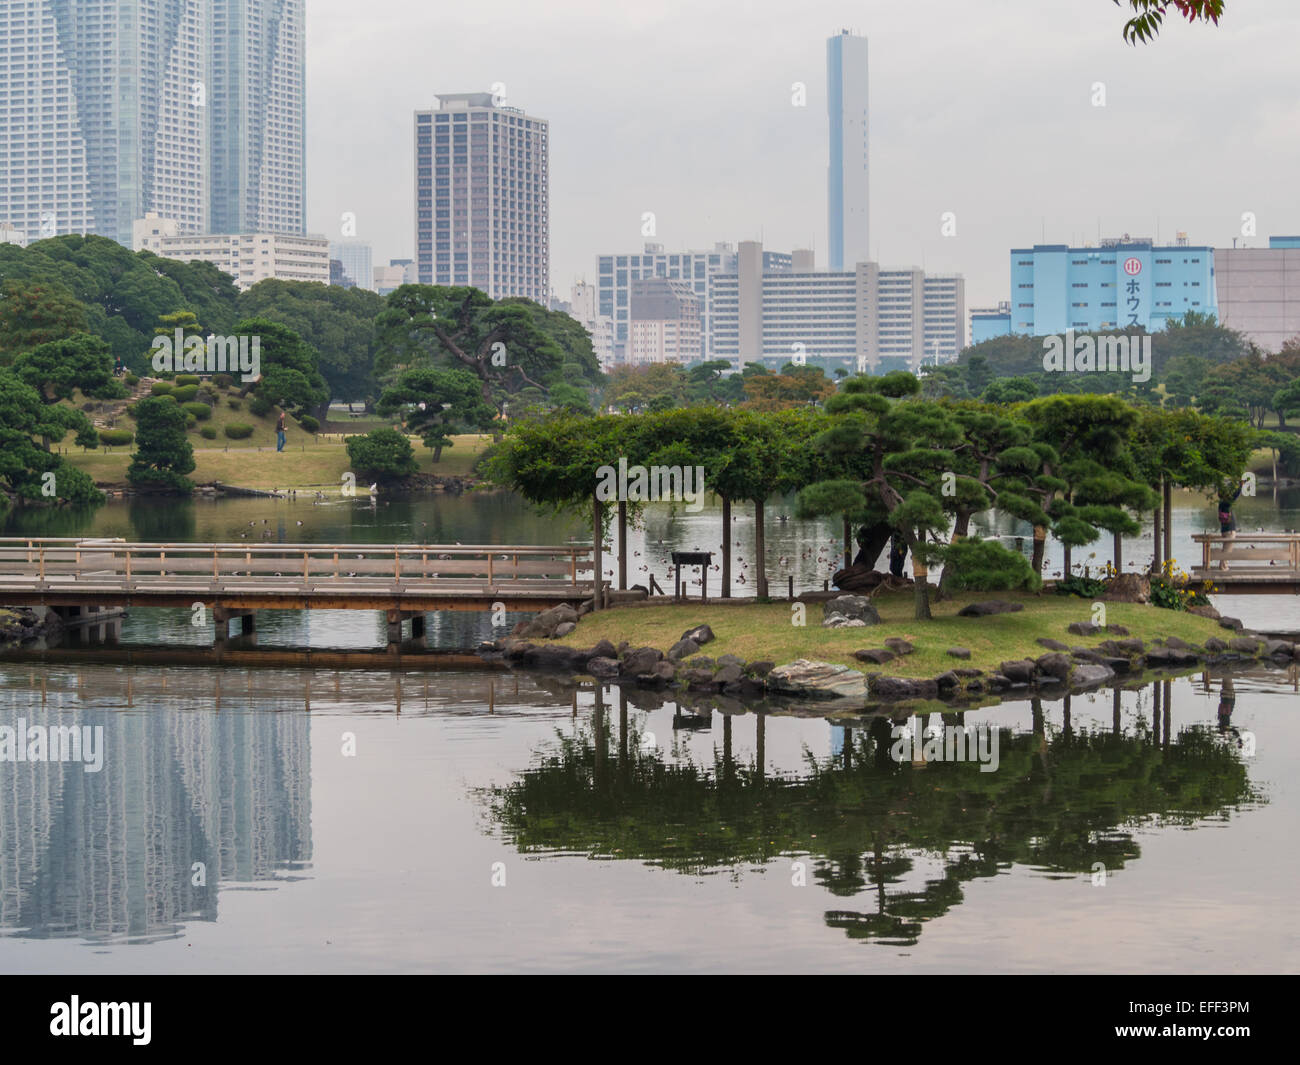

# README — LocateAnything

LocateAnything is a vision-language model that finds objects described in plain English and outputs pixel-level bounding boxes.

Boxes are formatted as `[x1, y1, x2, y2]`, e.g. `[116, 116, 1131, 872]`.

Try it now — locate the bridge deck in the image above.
[0, 537, 597, 611]
[1190, 533, 1300, 593]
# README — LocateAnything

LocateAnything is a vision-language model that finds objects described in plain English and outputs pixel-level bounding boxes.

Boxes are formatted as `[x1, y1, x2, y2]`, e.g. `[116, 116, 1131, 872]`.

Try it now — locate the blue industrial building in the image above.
[973, 238, 1217, 340]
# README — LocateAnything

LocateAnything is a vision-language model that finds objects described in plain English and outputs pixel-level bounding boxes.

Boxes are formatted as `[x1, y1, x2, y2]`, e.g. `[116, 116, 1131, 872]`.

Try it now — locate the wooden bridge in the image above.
[1191, 533, 1300, 593]
[0, 537, 598, 649]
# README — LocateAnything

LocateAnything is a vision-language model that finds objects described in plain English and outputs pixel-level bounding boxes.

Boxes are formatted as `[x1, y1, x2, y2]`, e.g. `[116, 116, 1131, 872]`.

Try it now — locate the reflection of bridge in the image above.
[1192, 533, 1300, 592]
[0, 537, 597, 650]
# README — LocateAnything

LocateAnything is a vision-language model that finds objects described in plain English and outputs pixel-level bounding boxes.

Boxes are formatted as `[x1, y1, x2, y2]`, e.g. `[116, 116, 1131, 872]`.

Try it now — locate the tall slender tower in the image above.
[827, 30, 869, 272]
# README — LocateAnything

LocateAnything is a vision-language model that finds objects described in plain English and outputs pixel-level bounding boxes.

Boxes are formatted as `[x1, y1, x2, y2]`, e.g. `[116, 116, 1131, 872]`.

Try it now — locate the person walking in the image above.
[276, 408, 287, 452]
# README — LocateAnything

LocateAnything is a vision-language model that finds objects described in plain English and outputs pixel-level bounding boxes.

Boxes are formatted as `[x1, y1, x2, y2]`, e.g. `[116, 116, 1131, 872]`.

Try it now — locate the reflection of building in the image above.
[0, 678, 311, 942]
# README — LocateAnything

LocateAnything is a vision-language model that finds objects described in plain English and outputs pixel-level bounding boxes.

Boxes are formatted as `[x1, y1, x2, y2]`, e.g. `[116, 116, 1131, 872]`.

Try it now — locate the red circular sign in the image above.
[1123, 257, 1143, 276]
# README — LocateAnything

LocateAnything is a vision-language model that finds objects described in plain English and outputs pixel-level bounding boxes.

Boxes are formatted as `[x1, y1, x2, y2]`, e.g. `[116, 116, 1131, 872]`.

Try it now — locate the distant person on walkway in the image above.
[276, 409, 286, 452]
[1217, 480, 1243, 570]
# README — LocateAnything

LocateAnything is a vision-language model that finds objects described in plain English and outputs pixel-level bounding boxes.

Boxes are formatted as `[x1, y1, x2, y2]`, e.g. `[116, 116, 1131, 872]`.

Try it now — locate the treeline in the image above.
[487, 378, 1259, 620]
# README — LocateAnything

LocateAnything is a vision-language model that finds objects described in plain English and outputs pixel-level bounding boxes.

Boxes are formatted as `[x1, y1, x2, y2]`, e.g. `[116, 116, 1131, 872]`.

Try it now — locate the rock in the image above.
[502, 640, 537, 661]
[684, 668, 720, 691]
[681, 624, 715, 645]
[621, 646, 664, 676]
[521, 644, 589, 671]
[1000, 659, 1038, 684]
[1036, 638, 1070, 652]
[1070, 648, 1106, 663]
[1103, 575, 1149, 604]
[1035, 653, 1072, 681]
[957, 600, 1024, 617]
[934, 671, 960, 691]
[1106, 624, 1131, 636]
[766, 659, 869, 700]
[617, 641, 630, 654]
[1204, 637, 1228, 653]
[1219, 617, 1244, 632]
[946, 647, 972, 659]
[586, 657, 621, 679]
[651, 661, 678, 683]
[553, 621, 576, 638]
[823, 615, 869, 628]
[1264, 639, 1295, 658]
[1229, 637, 1262, 655]
[587, 639, 617, 660]
[515, 603, 580, 639]
[686, 656, 717, 670]
[853, 648, 896, 665]
[832, 565, 910, 593]
[668, 637, 700, 661]
[716, 654, 746, 669]
[822, 595, 881, 626]
[1188, 603, 1222, 621]
[953, 668, 983, 678]
[1098, 637, 1145, 657]
[870, 676, 939, 700]
[1163, 636, 1192, 650]
[1067, 621, 1102, 636]
[1071, 663, 1116, 688]
[1102, 656, 1134, 675]
[1145, 646, 1201, 667]
[714, 664, 744, 686]
[747, 660, 775, 677]
[884, 637, 914, 655]
[987, 674, 1013, 690]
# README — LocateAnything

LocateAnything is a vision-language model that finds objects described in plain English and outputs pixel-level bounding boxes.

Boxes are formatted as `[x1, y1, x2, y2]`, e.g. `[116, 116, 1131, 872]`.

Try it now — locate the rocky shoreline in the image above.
[480, 595, 1298, 708]
[0, 607, 63, 651]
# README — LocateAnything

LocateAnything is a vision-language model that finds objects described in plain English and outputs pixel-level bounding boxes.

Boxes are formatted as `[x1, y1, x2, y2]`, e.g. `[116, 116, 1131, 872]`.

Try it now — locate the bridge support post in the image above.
[386, 610, 427, 654]
[213, 606, 256, 646]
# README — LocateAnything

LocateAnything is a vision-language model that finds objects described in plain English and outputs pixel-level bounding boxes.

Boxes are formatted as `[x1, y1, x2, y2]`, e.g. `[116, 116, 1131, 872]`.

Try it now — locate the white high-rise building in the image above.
[150, 232, 329, 290]
[827, 29, 870, 272]
[414, 93, 550, 303]
[0, 0, 304, 247]
[330, 240, 374, 290]
[569, 281, 615, 371]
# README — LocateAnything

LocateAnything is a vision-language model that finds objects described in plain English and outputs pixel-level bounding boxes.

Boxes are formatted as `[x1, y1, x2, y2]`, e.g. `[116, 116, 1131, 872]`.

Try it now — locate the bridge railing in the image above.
[0, 538, 595, 589]
[1190, 533, 1300, 577]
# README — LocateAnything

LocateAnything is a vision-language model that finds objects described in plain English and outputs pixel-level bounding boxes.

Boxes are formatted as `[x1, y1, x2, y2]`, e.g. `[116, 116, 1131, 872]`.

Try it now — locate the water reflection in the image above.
[0, 666, 311, 944]
[484, 679, 1263, 947]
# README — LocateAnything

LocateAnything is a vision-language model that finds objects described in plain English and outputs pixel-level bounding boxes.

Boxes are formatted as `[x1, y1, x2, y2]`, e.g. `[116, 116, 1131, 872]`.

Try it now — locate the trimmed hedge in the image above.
[124, 373, 140, 387]
[98, 429, 134, 447]
[226, 397, 242, 410]
[150, 381, 175, 396]
[297, 414, 320, 433]
[248, 394, 273, 417]
[224, 423, 254, 440]
[172, 384, 200, 402]
[200, 426, 218, 440]
[213, 374, 235, 389]
[175, 374, 201, 387]
[182, 401, 211, 420]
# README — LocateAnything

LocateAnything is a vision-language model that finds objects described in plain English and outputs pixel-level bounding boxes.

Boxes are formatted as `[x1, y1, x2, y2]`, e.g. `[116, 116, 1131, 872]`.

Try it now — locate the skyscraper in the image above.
[0, 0, 305, 247]
[415, 93, 550, 303]
[827, 30, 870, 272]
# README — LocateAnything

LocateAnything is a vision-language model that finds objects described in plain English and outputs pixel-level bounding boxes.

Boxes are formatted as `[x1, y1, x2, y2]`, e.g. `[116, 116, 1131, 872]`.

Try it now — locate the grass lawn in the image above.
[553, 589, 1226, 678]
[58, 388, 493, 489]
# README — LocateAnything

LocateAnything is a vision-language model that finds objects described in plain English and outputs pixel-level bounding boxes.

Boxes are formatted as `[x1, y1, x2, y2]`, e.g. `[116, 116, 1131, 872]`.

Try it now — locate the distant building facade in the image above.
[627, 279, 701, 365]
[0, 222, 27, 247]
[827, 29, 870, 272]
[1215, 236, 1300, 353]
[569, 281, 615, 371]
[969, 301, 1012, 346]
[330, 240, 373, 290]
[414, 92, 549, 302]
[149, 232, 329, 290]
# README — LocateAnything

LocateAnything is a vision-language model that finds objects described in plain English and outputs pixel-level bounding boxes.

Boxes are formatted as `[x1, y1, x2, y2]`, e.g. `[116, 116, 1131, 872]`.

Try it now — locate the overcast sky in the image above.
[305, 0, 1299, 311]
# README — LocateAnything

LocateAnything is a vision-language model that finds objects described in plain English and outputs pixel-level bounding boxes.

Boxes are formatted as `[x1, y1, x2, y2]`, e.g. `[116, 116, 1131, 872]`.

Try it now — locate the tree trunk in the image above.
[937, 511, 970, 601]
[754, 498, 768, 599]
[1163, 480, 1172, 567]
[1032, 525, 1047, 575]
[721, 496, 732, 598]
[1063, 543, 1072, 578]
[432, 446, 443, 463]
[1113, 528, 1122, 574]
[911, 537, 931, 620]
[617, 500, 627, 591]
[843, 517, 852, 570]
[1151, 486, 1162, 574]
[592, 494, 603, 612]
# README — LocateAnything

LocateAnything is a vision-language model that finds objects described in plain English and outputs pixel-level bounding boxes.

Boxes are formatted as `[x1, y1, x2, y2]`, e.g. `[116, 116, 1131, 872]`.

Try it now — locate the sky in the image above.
[305, 0, 1300, 313]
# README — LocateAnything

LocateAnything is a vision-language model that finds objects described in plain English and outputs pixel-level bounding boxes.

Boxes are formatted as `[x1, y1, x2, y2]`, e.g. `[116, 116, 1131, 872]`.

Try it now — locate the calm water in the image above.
[1, 489, 1298, 971]
[0, 664, 1295, 973]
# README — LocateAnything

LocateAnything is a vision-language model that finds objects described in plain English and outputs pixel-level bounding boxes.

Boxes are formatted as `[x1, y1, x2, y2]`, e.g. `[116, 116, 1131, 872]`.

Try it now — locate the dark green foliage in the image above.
[345, 427, 418, 481]
[248, 394, 273, 417]
[175, 374, 201, 387]
[172, 384, 200, 402]
[151, 381, 175, 396]
[297, 414, 320, 433]
[98, 429, 134, 447]
[376, 366, 495, 460]
[939, 537, 1040, 592]
[0, 368, 104, 505]
[182, 401, 211, 420]
[226, 397, 242, 410]
[126, 395, 195, 493]
[224, 423, 254, 440]
[1054, 573, 1107, 598]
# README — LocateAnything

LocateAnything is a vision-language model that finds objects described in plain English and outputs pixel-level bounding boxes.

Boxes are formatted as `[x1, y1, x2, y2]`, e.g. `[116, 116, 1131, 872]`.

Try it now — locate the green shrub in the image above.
[175, 374, 201, 387]
[224, 422, 254, 440]
[172, 384, 200, 402]
[150, 381, 175, 396]
[226, 397, 242, 410]
[124, 373, 140, 387]
[248, 394, 273, 417]
[297, 414, 320, 433]
[213, 374, 235, 390]
[185, 414, 197, 429]
[200, 426, 218, 440]
[346, 427, 417, 482]
[1055, 573, 1107, 598]
[182, 401, 211, 420]
[940, 537, 1040, 593]
[98, 428, 134, 447]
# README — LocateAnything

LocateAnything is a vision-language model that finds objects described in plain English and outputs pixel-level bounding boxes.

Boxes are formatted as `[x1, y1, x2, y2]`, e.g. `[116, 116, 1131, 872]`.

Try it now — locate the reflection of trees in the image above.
[484, 689, 1259, 947]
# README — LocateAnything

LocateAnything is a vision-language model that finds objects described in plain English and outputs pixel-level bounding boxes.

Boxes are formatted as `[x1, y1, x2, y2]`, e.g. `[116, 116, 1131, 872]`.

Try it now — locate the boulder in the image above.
[684, 668, 720, 691]
[521, 644, 588, 671]
[621, 646, 664, 676]
[553, 621, 576, 638]
[714, 664, 744, 687]
[832, 565, 910, 593]
[1145, 646, 1202, 667]
[668, 637, 700, 661]
[1071, 662, 1116, 688]
[1219, 617, 1244, 632]
[586, 657, 621, 679]
[1204, 637, 1228, 654]
[515, 603, 580, 640]
[681, 624, 715, 645]
[1098, 637, 1145, 657]
[1106, 624, 1131, 636]
[686, 655, 717, 671]
[1229, 637, 1262, 655]
[1163, 636, 1192, 650]
[1264, 639, 1295, 658]
[1188, 603, 1222, 621]
[870, 676, 939, 701]
[1070, 648, 1106, 664]
[588, 639, 618, 661]
[934, 671, 961, 692]
[946, 647, 972, 659]
[1103, 575, 1149, 604]
[1000, 659, 1038, 684]
[766, 659, 869, 700]
[853, 648, 896, 665]
[884, 637, 914, 655]
[716, 654, 746, 669]
[957, 600, 1024, 617]
[1036, 638, 1070, 652]
[1067, 621, 1102, 636]
[823, 615, 870, 629]
[821, 595, 881, 626]
[1035, 652, 1072, 681]
[746, 660, 775, 677]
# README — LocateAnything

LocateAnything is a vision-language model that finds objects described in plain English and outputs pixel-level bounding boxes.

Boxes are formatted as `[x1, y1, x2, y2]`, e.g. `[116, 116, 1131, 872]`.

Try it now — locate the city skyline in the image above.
[304, 0, 1300, 313]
